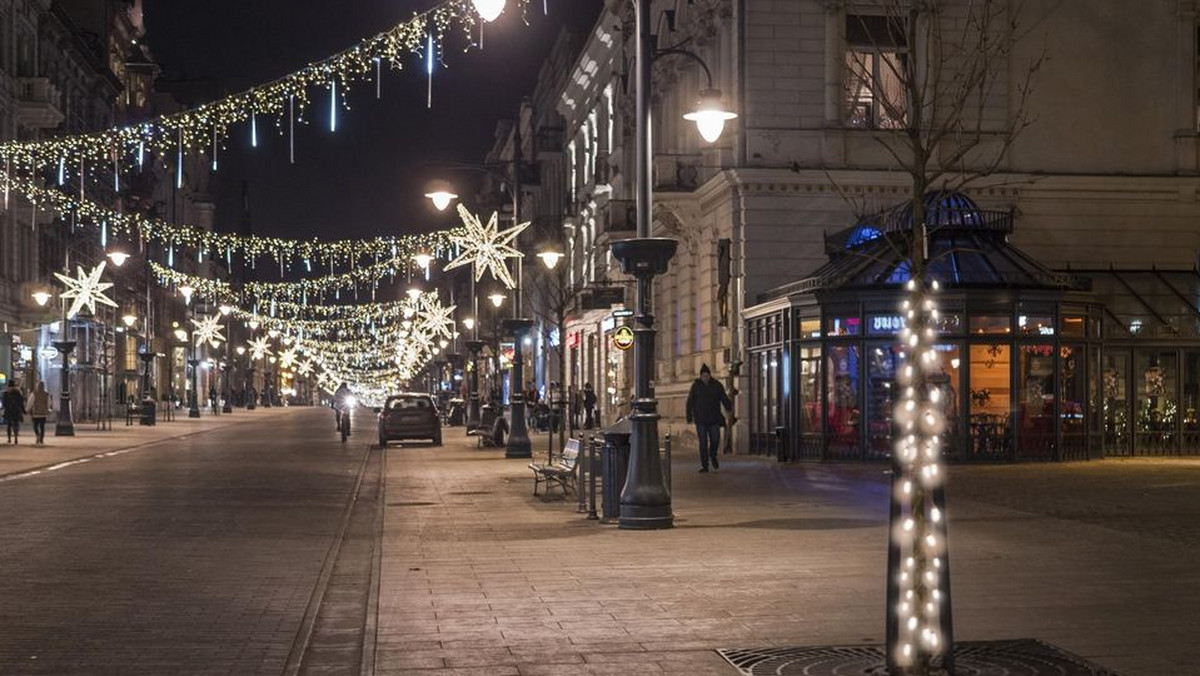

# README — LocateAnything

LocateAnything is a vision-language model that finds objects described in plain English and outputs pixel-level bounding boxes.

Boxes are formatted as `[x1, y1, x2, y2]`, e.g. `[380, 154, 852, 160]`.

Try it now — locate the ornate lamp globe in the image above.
[122, 313, 137, 328]
[106, 250, 131, 267]
[537, 249, 564, 270]
[472, 0, 505, 22]
[218, 304, 233, 316]
[683, 88, 738, 143]
[413, 253, 433, 269]
[424, 183, 458, 212]
[462, 317, 476, 331]
[31, 289, 53, 307]
[178, 285, 195, 305]
[488, 292, 505, 308]
[174, 328, 188, 343]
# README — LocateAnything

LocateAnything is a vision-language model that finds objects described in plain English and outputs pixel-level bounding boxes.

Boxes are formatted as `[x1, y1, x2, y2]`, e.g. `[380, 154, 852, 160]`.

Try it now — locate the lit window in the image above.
[844, 15, 909, 129]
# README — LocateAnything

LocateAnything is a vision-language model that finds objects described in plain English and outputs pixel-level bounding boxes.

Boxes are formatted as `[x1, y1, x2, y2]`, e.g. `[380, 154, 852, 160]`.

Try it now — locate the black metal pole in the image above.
[504, 318, 534, 459]
[187, 356, 200, 418]
[53, 340, 76, 436]
[606, 0, 677, 530]
[466, 340, 484, 431]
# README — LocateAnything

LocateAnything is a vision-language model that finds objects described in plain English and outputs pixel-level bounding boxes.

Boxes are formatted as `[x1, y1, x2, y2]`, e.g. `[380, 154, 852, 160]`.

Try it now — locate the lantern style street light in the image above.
[684, 88, 738, 143]
[488, 292, 505, 308]
[122, 313, 137, 328]
[106, 250, 130, 267]
[472, 0, 505, 22]
[537, 249, 564, 270]
[414, 252, 433, 270]
[462, 317, 476, 331]
[31, 289, 53, 307]
[178, 285, 195, 305]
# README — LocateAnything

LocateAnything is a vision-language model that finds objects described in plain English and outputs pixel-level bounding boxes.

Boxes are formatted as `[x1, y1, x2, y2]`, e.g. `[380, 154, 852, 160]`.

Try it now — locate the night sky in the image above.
[143, 0, 603, 242]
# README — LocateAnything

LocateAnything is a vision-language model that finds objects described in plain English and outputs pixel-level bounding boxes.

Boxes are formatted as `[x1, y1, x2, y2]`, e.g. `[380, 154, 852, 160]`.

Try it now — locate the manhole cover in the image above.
[387, 501, 437, 507]
[717, 640, 1122, 676]
[448, 491, 493, 496]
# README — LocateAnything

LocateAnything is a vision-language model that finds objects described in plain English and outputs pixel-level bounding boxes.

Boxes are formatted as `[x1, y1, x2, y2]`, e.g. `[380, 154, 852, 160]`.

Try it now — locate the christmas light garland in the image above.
[0, 0, 527, 177]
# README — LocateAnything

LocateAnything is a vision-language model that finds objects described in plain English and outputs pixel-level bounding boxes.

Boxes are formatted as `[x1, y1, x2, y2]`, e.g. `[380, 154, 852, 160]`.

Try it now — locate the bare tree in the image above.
[836, 1, 1046, 673]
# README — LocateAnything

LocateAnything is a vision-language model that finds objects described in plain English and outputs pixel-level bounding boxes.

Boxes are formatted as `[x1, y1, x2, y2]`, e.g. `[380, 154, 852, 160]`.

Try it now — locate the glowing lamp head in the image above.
[413, 253, 433, 269]
[537, 250, 564, 270]
[425, 190, 458, 212]
[488, 292, 505, 308]
[31, 290, 52, 307]
[248, 320, 260, 331]
[267, 329, 279, 338]
[106, 250, 130, 267]
[439, 339, 449, 349]
[472, 0, 505, 22]
[236, 346, 246, 355]
[218, 304, 232, 316]
[406, 286, 423, 301]
[462, 317, 476, 331]
[122, 313, 137, 328]
[174, 328, 188, 343]
[178, 285, 195, 304]
[683, 88, 738, 143]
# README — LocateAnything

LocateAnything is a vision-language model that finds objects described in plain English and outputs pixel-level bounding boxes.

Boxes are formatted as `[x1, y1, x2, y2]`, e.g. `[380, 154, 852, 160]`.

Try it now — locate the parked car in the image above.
[378, 393, 442, 447]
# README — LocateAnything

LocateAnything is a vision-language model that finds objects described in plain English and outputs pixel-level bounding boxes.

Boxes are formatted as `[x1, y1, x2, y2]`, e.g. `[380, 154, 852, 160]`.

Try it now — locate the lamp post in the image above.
[52, 338, 76, 436]
[538, 247, 568, 460]
[610, 0, 736, 530]
[219, 305, 234, 413]
[179, 287, 201, 419]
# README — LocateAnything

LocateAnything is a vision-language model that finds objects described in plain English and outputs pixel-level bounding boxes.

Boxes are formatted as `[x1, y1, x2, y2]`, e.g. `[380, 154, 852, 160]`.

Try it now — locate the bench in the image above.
[528, 438, 581, 498]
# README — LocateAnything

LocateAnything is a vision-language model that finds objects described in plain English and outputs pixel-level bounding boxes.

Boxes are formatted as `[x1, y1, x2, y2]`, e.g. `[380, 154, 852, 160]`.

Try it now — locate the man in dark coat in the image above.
[3, 381, 26, 445]
[685, 364, 732, 472]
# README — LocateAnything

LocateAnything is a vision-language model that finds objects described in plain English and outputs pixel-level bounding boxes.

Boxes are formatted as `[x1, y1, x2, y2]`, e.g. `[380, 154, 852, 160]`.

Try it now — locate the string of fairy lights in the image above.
[20, 0, 533, 398]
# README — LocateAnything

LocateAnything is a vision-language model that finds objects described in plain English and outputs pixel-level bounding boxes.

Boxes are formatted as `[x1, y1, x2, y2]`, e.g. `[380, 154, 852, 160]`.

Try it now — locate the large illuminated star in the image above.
[55, 262, 117, 319]
[296, 359, 314, 377]
[417, 297, 457, 341]
[443, 205, 528, 289]
[247, 335, 273, 361]
[279, 346, 299, 369]
[192, 314, 226, 347]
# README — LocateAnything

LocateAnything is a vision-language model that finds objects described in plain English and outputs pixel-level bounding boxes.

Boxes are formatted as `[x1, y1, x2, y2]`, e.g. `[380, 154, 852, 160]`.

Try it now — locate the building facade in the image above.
[515, 0, 1200, 457]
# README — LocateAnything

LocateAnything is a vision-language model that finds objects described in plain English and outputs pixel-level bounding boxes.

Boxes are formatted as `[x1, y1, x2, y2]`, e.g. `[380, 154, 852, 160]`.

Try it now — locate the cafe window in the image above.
[826, 314, 861, 337]
[968, 343, 1011, 460]
[1018, 313, 1054, 336]
[1018, 344, 1056, 460]
[1060, 308, 1086, 338]
[798, 317, 821, 339]
[969, 314, 1011, 335]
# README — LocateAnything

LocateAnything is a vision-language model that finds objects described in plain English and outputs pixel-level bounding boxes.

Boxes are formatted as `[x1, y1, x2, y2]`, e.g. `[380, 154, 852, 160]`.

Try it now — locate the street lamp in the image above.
[683, 89, 738, 143]
[537, 249, 564, 270]
[462, 317, 476, 331]
[424, 180, 459, 212]
[472, 0, 505, 22]
[219, 304, 232, 316]
[488, 292, 506, 308]
[414, 252, 433, 270]
[106, 250, 130, 267]
[174, 327, 188, 343]
[122, 313, 137, 328]
[538, 245, 569, 461]
[178, 285, 195, 305]
[31, 289, 52, 307]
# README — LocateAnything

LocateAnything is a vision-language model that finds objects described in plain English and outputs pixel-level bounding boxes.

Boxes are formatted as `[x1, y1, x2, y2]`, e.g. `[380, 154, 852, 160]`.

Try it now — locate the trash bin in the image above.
[601, 417, 632, 520]
[140, 398, 157, 426]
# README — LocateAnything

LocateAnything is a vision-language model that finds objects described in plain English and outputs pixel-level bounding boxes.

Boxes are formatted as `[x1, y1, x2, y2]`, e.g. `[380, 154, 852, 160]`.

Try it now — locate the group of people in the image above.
[517, 382, 600, 431]
[1, 380, 52, 446]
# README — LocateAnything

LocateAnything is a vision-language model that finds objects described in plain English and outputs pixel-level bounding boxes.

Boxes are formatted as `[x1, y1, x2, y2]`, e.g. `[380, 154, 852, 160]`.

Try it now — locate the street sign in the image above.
[612, 325, 635, 351]
[612, 308, 633, 318]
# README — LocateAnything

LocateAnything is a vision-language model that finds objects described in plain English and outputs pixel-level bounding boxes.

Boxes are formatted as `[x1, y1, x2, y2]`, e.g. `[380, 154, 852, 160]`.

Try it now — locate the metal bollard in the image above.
[576, 436, 588, 513]
[587, 436, 598, 520]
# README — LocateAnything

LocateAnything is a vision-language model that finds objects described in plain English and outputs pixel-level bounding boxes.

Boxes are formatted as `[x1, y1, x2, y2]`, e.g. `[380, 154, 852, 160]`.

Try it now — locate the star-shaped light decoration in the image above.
[247, 335, 273, 361]
[296, 360, 314, 377]
[417, 294, 457, 341]
[55, 262, 117, 319]
[279, 346, 299, 369]
[443, 205, 529, 289]
[192, 314, 226, 348]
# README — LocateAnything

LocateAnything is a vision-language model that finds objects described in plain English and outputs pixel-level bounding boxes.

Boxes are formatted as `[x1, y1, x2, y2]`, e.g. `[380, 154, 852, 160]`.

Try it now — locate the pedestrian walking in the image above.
[685, 364, 732, 473]
[209, 386, 219, 414]
[582, 383, 597, 429]
[3, 380, 26, 445]
[29, 382, 50, 446]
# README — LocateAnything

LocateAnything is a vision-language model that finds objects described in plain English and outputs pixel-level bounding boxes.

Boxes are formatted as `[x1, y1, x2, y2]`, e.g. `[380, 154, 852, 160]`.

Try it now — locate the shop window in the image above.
[825, 315, 861, 337]
[933, 344, 962, 460]
[1060, 345, 1087, 460]
[844, 15, 908, 129]
[937, 312, 964, 335]
[968, 343, 1011, 460]
[1060, 313, 1086, 338]
[1135, 350, 1177, 455]
[1103, 352, 1130, 456]
[1018, 314, 1054, 336]
[798, 346, 822, 458]
[123, 335, 138, 372]
[1183, 351, 1200, 452]
[969, 315, 1011, 335]
[866, 343, 903, 458]
[826, 344, 861, 459]
[866, 313, 906, 336]
[1018, 344, 1056, 460]
[798, 317, 821, 339]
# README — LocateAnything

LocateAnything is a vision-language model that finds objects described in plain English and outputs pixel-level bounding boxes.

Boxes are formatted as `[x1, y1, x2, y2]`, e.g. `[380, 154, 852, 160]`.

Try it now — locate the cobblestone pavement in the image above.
[375, 433, 1200, 676]
[0, 406, 372, 675]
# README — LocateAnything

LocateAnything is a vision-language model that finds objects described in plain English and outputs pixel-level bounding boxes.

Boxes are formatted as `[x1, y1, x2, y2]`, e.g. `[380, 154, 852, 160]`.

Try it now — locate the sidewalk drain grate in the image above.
[717, 639, 1122, 675]
[387, 501, 437, 507]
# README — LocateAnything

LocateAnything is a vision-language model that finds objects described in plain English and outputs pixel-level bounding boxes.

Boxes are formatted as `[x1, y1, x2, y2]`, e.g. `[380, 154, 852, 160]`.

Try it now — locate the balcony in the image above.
[17, 77, 65, 129]
[535, 127, 564, 159]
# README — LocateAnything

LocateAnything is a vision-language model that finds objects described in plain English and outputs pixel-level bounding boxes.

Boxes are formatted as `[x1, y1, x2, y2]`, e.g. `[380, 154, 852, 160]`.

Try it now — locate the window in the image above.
[845, 15, 908, 129]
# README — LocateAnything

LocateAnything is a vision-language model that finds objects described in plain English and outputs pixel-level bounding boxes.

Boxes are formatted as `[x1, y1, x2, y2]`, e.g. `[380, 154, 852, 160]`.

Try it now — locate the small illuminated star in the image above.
[192, 314, 226, 347]
[55, 262, 117, 319]
[279, 346, 299, 369]
[443, 206, 528, 289]
[248, 335, 273, 361]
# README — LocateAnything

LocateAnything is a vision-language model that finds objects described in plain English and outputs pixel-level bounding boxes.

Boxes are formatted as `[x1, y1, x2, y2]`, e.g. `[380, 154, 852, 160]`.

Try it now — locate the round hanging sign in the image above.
[612, 325, 635, 351]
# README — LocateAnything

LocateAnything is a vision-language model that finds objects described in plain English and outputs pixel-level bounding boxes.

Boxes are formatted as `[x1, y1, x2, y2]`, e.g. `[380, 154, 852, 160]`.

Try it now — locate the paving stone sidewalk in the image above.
[374, 433, 1200, 676]
[0, 405, 301, 479]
